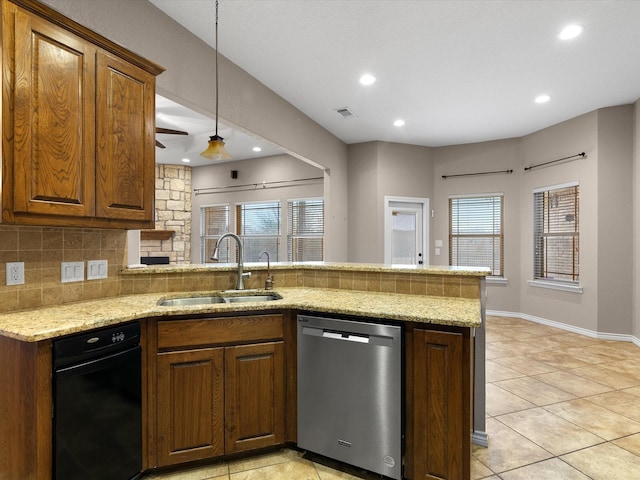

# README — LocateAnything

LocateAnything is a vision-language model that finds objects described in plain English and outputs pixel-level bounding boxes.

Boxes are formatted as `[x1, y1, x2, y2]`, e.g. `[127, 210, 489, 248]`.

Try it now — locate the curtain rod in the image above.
[524, 152, 586, 171]
[442, 169, 513, 179]
[194, 176, 323, 195]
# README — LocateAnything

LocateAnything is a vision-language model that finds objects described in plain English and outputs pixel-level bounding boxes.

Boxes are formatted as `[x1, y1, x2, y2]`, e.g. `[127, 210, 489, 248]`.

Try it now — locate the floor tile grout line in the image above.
[476, 316, 640, 479]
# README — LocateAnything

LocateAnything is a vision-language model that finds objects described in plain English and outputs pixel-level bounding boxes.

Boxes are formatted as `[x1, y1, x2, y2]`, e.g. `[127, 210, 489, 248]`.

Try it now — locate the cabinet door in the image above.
[12, 8, 95, 217]
[225, 342, 285, 453]
[156, 348, 224, 466]
[95, 51, 155, 223]
[413, 329, 468, 480]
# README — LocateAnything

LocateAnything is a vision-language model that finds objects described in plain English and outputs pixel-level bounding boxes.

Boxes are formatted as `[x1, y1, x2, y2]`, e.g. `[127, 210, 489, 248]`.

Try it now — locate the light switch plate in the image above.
[6, 262, 25, 286]
[61, 261, 84, 283]
[87, 260, 108, 280]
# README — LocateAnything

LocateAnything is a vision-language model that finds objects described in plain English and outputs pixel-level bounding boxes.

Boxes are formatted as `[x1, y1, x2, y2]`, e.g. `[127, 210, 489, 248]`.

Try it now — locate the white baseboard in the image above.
[486, 309, 640, 347]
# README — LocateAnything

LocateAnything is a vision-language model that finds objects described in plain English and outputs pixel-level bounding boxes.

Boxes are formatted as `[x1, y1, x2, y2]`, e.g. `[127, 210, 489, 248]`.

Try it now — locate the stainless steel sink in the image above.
[158, 296, 227, 307]
[222, 294, 281, 303]
[158, 292, 281, 307]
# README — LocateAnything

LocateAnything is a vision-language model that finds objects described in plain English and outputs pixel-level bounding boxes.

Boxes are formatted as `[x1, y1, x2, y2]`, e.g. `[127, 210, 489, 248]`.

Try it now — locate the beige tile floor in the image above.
[476, 315, 640, 479]
[142, 448, 382, 480]
[144, 315, 640, 479]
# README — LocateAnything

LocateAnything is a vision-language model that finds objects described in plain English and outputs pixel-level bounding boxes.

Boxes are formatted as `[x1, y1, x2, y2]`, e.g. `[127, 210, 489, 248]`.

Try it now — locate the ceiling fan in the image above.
[155, 127, 188, 149]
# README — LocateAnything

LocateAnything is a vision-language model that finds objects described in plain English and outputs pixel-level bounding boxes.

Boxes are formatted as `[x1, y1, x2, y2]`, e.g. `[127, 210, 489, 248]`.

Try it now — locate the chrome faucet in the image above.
[211, 233, 251, 290]
[259, 251, 274, 290]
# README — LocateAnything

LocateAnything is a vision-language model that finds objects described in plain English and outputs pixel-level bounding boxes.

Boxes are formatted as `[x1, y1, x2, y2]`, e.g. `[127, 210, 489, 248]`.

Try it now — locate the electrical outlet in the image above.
[61, 261, 84, 283]
[6, 262, 25, 286]
[87, 260, 108, 280]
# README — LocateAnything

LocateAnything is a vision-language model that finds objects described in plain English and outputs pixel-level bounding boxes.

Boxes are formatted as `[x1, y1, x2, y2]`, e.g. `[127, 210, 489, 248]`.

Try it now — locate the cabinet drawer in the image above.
[157, 314, 284, 350]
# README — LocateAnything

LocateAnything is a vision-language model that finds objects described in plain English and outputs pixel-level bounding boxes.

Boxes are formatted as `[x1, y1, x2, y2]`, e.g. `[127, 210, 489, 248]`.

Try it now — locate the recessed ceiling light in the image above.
[253, 147, 262, 152]
[359, 74, 376, 86]
[182, 158, 191, 163]
[393, 119, 405, 127]
[558, 24, 584, 40]
[535, 94, 551, 104]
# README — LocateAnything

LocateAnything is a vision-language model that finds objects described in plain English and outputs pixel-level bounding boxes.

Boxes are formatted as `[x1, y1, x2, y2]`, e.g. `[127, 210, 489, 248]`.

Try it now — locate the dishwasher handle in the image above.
[301, 325, 394, 347]
[322, 330, 369, 343]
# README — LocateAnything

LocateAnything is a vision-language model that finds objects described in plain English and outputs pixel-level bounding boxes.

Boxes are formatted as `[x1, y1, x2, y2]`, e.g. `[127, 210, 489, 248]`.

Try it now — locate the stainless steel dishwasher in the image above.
[297, 314, 403, 479]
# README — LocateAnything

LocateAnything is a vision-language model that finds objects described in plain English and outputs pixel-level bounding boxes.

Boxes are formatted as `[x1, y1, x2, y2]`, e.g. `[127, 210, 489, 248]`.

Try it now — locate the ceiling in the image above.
[155, 95, 283, 167]
[150, 0, 640, 163]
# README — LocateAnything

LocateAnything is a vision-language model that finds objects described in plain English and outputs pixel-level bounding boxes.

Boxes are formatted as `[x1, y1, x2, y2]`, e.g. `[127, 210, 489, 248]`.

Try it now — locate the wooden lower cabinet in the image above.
[151, 313, 473, 479]
[411, 328, 471, 480]
[153, 314, 286, 468]
[225, 342, 285, 453]
[156, 348, 225, 466]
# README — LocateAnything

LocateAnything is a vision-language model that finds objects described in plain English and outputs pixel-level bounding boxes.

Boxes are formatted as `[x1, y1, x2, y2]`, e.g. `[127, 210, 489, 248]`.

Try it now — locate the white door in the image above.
[384, 197, 429, 266]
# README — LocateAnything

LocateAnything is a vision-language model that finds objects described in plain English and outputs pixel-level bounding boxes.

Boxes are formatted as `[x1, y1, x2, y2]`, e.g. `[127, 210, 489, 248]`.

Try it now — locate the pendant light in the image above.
[200, 0, 232, 160]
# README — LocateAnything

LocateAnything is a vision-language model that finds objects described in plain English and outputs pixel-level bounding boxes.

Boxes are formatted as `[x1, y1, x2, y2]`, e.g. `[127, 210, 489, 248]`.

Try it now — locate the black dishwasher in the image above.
[53, 322, 142, 480]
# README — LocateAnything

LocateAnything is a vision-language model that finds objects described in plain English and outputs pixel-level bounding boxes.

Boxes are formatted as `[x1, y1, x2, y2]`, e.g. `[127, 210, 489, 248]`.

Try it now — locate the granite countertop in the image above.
[123, 261, 491, 276]
[0, 287, 482, 342]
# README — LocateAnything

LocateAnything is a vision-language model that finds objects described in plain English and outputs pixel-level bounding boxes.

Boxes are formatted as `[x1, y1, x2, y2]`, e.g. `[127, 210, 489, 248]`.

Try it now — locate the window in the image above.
[200, 198, 324, 263]
[533, 183, 579, 283]
[237, 202, 281, 262]
[287, 199, 324, 261]
[200, 204, 230, 263]
[449, 194, 503, 276]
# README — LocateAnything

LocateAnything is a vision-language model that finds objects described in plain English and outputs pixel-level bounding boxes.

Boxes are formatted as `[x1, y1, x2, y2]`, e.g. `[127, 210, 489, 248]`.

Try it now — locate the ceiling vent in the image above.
[334, 107, 357, 119]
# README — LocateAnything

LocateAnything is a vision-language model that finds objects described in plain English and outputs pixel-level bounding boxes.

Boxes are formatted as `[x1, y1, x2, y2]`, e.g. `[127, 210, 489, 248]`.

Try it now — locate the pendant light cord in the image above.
[215, 0, 219, 137]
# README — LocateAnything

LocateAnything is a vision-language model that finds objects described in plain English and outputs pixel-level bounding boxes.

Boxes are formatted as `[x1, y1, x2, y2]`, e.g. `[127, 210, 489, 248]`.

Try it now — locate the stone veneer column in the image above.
[140, 164, 192, 264]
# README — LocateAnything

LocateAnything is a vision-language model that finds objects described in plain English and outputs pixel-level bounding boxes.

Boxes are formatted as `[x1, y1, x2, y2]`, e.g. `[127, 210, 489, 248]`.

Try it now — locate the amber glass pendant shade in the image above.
[200, 134, 232, 160]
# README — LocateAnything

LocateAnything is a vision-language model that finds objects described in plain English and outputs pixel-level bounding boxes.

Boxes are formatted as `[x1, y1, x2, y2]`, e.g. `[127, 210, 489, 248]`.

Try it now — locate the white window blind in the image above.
[533, 184, 579, 283]
[449, 194, 503, 276]
[287, 199, 324, 262]
[200, 204, 230, 263]
[237, 202, 281, 262]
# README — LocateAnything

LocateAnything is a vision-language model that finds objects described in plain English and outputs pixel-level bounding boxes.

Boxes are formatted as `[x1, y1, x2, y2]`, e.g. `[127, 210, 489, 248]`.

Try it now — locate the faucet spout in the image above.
[259, 251, 274, 290]
[211, 232, 250, 290]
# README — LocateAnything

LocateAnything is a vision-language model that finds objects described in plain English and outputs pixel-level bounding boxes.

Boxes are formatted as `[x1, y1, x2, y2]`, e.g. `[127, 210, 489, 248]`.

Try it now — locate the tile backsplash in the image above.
[0, 225, 127, 313]
[0, 224, 482, 314]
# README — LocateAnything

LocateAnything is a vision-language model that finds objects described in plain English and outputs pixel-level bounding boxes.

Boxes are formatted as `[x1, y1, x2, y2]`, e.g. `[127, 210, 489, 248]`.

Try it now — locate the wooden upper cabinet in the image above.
[1, 0, 163, 228]
[95, 52, 155, 221]
[12, 8, 96, 218]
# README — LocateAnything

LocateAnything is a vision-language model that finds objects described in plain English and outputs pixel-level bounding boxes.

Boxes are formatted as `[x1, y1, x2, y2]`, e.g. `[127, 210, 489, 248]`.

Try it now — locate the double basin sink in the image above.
[158, 291, 281, 307]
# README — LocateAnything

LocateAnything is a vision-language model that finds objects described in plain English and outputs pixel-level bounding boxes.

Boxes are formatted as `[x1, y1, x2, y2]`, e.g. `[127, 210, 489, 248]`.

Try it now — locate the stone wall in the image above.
[140, 164, 192, 264]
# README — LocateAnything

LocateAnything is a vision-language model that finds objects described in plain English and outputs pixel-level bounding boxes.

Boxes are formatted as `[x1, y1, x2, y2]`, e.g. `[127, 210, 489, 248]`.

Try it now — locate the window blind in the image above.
[533, 184, 579, 283]
[200, 205, 230, 263]
[287, 199, 324, 262]
[449, 195, 503, 276]
[237, 202, 281, 262]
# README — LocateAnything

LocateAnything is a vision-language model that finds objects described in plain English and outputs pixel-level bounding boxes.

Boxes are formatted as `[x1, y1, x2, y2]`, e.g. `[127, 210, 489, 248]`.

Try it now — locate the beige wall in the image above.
[347, 142, 433, 263]
[432, 138, 522, 313]
[596, 106, 633, 335]
[430, 106, 634, 337]
[41, 0, 349, 261]
[191, 154, 323, 263]
[518, 111, 599, 332]
[347, 143, 383, 262]
[634, 100, 640, 340]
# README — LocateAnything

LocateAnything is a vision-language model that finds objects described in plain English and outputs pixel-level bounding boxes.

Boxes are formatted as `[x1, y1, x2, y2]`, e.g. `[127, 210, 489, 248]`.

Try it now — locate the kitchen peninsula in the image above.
[0, 263, 487, 480]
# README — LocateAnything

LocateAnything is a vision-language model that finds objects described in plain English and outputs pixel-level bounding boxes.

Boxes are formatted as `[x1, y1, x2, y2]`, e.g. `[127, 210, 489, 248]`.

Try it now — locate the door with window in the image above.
[384, 197, 428, 266]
